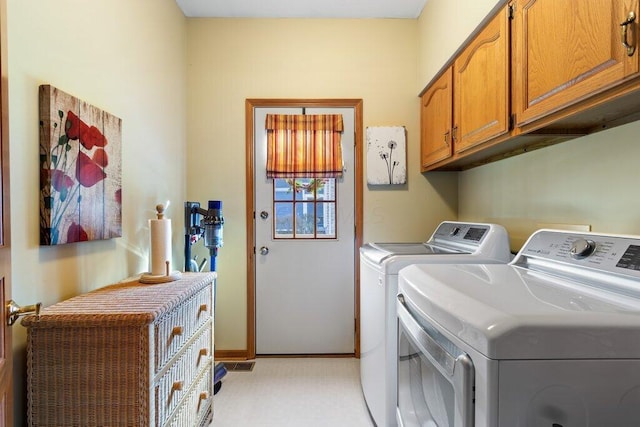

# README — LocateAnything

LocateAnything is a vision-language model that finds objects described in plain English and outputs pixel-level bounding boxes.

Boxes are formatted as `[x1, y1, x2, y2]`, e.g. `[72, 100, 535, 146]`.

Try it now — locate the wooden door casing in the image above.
[244, 99, 363, 360]
[513, 0, 640, 126]
[0, 0, 12, 424]
[420, 67, 453, 170]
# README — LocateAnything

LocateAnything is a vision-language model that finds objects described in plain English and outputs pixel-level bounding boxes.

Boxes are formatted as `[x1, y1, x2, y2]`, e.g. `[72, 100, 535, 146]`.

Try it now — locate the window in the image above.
[273, 178, 336, 239]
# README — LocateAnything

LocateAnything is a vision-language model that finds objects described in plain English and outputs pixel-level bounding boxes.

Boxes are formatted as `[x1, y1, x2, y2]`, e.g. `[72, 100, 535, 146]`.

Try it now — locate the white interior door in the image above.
[255, 107, 355, 354]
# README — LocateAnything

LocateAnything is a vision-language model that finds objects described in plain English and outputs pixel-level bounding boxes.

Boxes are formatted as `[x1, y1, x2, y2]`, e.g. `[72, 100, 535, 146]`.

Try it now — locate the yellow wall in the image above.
[417, 0, 498, 90]
[186, 18, 458, 351]
[7, 0, 187, 422]
[418, 0, 640, 251]
[8, 0, 639, 418]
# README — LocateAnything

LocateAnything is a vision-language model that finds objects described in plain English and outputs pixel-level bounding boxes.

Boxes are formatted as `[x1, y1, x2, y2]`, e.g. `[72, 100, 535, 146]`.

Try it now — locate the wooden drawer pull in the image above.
[197, 390, 210, 411]
[199, 303, 208, 313]
[172, 381, 184, 392]
[171, 326, 184, 336]
[197, 348, 209, 365]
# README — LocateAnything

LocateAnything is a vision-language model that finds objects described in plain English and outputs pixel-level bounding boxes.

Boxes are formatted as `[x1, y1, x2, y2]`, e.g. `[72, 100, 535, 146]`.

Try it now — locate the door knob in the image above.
[259, 246, 269, 255]
[260, 211, 269, 219]
[6, 299, 42, 326]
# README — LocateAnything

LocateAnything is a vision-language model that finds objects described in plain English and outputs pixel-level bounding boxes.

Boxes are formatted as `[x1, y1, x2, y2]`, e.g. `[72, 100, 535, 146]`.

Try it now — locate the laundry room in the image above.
[2, 0, 640, 426]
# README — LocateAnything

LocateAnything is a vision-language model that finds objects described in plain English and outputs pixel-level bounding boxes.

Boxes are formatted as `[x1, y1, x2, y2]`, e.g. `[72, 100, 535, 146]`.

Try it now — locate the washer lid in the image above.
[399, 262, 640, 360]
[361, 242, 461, 264]
[360, 221, 512, 265]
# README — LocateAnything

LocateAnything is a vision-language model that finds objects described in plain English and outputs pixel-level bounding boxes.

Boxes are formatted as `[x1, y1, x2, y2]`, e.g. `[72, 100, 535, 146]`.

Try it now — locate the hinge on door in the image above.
[509, 113, 516, 130]
[508, 4, 515, 19]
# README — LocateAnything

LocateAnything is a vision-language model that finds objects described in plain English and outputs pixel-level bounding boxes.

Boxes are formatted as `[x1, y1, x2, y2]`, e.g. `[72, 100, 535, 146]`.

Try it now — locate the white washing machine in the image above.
[359, 221, 511, 427]
[397, 229, 640, 427]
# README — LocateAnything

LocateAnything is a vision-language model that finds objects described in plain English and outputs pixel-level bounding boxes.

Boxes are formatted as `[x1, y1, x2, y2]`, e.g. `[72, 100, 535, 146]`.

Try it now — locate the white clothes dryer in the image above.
[397, 229, 640, 427]
[359, 221, 511, 427]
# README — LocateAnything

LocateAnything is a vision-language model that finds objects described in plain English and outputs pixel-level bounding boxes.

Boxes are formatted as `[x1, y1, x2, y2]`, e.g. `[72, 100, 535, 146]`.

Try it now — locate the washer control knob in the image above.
[450, 227, 461, 236]
[570, 238, 596, 259]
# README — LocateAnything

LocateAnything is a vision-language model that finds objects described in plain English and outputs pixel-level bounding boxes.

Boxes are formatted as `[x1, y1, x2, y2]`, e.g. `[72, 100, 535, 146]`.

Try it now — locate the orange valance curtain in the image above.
[265, 114, 344, 178]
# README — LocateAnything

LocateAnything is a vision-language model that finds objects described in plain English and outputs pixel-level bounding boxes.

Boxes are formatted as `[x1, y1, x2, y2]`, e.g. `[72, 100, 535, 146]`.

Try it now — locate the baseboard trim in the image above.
[257, 353, 356, 358]
[215, 349, 249, 361]
[214, 350, 359, 361]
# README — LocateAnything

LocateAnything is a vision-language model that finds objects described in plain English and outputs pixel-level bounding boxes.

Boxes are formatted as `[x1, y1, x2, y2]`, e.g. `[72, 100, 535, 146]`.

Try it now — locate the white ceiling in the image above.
[175, 0, 428, 19]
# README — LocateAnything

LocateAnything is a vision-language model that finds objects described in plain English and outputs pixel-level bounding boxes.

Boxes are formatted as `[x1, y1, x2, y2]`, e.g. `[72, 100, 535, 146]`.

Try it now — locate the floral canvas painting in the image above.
[39, 85, 122, 245]
[366, 126, 407, 185]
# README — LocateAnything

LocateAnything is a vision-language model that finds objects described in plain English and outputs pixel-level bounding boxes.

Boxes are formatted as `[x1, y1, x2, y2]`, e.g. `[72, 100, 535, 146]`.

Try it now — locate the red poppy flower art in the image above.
[39, 85, 122, 245]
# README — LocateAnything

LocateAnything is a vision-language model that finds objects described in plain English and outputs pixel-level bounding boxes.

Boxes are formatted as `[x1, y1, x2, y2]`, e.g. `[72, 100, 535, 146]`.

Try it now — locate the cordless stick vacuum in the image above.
[184, 201, 227, 394]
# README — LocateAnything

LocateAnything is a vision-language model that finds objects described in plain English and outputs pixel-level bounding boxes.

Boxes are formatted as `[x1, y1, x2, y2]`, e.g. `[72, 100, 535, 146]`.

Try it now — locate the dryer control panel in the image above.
[516, 230, 640, 279]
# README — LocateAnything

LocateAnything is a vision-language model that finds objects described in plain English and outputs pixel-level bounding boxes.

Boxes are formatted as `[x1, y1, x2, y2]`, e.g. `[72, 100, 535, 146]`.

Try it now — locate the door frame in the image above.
[0, 0, 13, 422]
[245, 99, 363, 360]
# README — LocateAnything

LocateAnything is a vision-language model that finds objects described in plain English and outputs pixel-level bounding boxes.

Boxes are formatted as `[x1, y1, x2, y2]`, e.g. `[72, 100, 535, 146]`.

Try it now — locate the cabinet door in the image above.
[514, 0, 640, 126]
[421, 67, 453, 170]
[453, 6, 510, 154]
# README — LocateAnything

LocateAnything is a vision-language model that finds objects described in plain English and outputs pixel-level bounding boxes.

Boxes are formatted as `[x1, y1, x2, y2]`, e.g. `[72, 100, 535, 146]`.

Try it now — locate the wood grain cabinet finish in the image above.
[513, 0, 640, 127]
[454, 5, 510, 153]
[420, 0, 640, 171]
[420, 5, 511, 171]
[22, 272, 216, 427]
[421, 67, 453, 169]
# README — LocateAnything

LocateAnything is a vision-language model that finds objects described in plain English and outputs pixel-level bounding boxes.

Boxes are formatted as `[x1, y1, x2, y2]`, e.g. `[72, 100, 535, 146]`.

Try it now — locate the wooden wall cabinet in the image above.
[421, 0, 640, 171]
[453, 5, 510, 153]
[513, 0, 640, 127]
[421, 67, 453, 169]
[421, 5, 511, 171]
[23, 272, 216, 427]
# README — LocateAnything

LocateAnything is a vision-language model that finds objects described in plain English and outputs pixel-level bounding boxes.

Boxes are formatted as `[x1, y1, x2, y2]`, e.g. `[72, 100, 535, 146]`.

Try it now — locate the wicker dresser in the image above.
[22, 272, 216, 427]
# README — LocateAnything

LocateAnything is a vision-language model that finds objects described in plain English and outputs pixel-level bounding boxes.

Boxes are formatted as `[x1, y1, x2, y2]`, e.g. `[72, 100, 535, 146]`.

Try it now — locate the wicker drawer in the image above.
[154, 284, 212, 372]
[23, 272, 216, 427]
[165, 363, 213, 427]
[155, 322, 212, 426]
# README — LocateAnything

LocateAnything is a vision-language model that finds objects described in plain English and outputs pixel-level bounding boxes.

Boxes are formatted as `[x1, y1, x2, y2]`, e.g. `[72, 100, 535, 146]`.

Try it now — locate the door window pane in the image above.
[316, 203, 336, 238]
[274, 201, 294, 237]
[274, 179, 294, 201]
[295, 202, 315, 237]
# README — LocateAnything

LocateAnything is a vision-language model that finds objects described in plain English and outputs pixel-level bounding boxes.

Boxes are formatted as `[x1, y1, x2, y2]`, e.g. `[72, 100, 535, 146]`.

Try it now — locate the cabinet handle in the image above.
[444, 130, 450, 146]
[198, 303, 208, 314]
[621, 11, 636, 56]
[172, 381, 184, 392]
[452, 126, 458, 143]
[171, 326, 184, 336]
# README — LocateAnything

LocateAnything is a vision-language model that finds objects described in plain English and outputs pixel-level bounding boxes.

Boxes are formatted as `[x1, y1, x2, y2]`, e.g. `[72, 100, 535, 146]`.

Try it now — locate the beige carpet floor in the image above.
[212, 358, 375, 427]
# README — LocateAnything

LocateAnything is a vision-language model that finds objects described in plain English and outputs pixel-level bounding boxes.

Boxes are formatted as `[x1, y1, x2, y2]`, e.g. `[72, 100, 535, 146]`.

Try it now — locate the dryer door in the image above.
[397, 294, 474, 427]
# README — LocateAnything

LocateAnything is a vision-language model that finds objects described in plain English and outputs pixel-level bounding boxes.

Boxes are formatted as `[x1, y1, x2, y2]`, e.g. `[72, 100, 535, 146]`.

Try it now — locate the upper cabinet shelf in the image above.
[421, 0, 640, 171]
